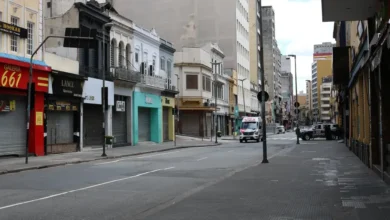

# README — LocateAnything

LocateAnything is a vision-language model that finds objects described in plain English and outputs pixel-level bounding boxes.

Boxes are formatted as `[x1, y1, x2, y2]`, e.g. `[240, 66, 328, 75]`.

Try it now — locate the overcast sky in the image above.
[262, 0, 335, 93]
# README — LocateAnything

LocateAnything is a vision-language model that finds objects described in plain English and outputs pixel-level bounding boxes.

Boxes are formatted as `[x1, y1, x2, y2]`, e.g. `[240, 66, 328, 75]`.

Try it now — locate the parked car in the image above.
[299, 124, 340, 140]
[277, 126, 285, 134]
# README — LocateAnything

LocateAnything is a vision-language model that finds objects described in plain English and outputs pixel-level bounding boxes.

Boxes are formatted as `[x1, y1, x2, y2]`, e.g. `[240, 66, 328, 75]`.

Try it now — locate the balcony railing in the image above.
[111, 67, 141, 83]
[140, 74, 166, 90]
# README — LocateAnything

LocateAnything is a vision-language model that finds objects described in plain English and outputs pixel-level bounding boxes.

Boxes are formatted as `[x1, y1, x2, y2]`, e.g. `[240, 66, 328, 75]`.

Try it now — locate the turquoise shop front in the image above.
[132, 91, 162, 145]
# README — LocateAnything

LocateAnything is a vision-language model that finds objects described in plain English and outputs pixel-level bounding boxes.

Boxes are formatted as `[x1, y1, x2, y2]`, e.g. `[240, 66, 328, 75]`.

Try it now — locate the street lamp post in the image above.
[175, 73, 180, 147]
[212, 61, 222, 144]
[102, 22, 114, 157]
[288, 54, 300, 145]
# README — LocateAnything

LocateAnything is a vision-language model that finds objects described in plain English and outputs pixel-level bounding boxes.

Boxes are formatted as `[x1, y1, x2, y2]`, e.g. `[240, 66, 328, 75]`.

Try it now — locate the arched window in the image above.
[118, 41, 124, 67]
[110, 39, 117, 67]
[126, 44, 131, 70]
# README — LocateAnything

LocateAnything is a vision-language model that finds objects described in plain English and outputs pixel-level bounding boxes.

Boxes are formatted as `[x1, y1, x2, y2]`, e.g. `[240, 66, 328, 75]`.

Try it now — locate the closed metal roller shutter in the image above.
[206, 114, 212, 137]
[138, 107, 150, 141]
[0, 95, 26, 156]
[47, 111, 74, 145]
[181, 111, 200, 137]
[84, 104, 103, 146]
[113, 105, 127, 145]
[163, 107, 169, 141]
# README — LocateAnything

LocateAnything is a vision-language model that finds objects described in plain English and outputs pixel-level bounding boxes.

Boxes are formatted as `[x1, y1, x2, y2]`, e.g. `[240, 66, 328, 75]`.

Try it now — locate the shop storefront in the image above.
[133, 91, 162, 144]
[113, 93, 131, 147]
[0, 55, 51, 156]
[45, 71, 85, 154]
[82, 77, 114, 148]
[161, 96, 175, 141]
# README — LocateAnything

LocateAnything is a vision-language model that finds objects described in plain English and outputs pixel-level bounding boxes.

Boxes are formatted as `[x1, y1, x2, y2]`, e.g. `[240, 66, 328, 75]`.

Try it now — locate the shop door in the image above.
[113, 100, 127, 146]
[163, 107, 169, 141]
[84, 104, 103, 146]
[181, 111, 200, 137]
[47, 111, 74, 146]
[0, 95, 26, 156]
[138, 107, 151, 141]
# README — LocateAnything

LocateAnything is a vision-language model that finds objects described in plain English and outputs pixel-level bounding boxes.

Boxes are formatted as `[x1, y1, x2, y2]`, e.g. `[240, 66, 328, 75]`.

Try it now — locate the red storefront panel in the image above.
[0, 58, 51, 156]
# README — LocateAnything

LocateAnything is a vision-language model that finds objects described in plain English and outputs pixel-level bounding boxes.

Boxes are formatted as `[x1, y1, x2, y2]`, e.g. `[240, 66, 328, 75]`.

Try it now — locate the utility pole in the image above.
[259, 0, 268, 164]
[288, 54, 300, 145]
[174, 74, 180, 147]
[212, 61, 222, 144]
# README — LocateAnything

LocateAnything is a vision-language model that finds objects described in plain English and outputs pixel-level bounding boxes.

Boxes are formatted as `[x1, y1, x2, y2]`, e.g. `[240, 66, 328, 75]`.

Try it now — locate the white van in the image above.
[239, 117, 263, 143]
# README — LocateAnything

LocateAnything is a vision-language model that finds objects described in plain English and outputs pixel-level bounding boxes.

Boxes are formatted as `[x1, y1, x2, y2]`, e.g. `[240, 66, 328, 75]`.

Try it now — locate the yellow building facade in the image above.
[0, 0, 42, 59]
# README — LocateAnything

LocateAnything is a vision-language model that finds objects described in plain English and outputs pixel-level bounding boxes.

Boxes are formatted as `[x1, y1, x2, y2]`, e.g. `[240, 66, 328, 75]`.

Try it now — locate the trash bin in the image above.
[105, 136, 114, 145]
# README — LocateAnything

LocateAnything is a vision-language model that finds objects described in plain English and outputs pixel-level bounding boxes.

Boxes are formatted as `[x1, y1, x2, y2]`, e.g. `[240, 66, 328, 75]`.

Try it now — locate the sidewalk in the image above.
[0, 137, 219, 175]
[145, 140, 390, 220]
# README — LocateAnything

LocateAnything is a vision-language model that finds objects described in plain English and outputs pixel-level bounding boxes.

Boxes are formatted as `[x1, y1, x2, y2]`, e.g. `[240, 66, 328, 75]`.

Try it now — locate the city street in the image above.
[1, 132, 389, 220]
[0, 133, 294, 220]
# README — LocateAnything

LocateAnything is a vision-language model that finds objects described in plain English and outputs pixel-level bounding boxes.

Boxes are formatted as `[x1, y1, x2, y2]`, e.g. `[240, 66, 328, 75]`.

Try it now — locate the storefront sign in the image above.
[0, 64, 49, 92]
[0, 100, 15, 112]
[47, 101, 78, 111]
[146, 96, 153, 104]
[52, 75, 84, 97]
[0, 21, 27, 38]
[36, 112, 43, 126]
[83, 77, 114, 105]
[116, 101, 126, 112]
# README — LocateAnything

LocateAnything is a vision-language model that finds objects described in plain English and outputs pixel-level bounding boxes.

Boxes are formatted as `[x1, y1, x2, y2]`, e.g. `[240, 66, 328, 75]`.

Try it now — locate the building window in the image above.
[135, 51, 139, 63]
[118, 42, 124, 67]
[167, 60, 172, 76]
[202, 75, 211, 92]
[126, 44, 131, 69]
[160, 57, 165, 71]
[27, 22, 34, 55]
[10, 16, 19, 52]
[152, 56, 156, 76]
[110, 39, 117, 67]
[186, 74, 198, 89]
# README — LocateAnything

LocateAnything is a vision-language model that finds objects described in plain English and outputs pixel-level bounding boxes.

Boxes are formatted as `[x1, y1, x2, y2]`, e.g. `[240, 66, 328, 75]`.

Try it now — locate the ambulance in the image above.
[239, 117, 263, 143]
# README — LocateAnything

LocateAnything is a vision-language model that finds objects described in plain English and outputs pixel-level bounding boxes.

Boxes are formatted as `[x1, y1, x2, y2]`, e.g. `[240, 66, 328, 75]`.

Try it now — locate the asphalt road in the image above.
[0, 132, 297, 220]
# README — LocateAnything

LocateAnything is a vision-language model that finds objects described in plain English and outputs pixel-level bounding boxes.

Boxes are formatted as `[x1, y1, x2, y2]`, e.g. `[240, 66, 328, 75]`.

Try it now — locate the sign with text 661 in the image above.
[0, 68, 25, 89]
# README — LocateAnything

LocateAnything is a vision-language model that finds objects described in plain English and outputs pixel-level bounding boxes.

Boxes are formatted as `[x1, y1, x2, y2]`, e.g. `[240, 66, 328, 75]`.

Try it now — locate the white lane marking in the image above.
[196, 157, 208, 161]
[228, 150, 234, 153]
[0, 167, 175, 211]
[137, 150, 184, 159]
[95, 160, 121, 165]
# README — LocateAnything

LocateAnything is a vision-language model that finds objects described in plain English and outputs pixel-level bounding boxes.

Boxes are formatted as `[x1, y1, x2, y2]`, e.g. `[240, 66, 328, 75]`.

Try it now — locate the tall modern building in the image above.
[280, 55, 293, 124]
[312, 42, 334, 121]
[261, 6, 281, 100]
[306, 80, 312, 111]
[111, 0, 251, 115]
[248, 0, 263, 114]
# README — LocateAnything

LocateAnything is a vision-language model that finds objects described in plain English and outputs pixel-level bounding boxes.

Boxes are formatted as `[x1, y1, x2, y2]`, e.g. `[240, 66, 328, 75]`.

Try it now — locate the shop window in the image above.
[186, 74, 198, 89]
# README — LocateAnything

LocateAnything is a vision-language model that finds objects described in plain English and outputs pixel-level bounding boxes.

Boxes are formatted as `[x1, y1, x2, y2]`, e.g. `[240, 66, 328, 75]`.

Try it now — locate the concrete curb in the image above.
[0, 143, 221, 176]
